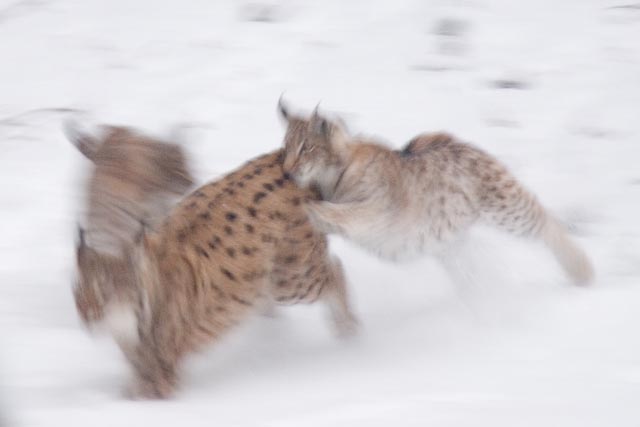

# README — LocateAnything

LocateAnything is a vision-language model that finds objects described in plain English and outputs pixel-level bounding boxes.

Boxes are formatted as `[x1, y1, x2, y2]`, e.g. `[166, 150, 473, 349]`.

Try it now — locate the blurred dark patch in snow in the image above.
[239, 2, 283, 23]
[568, 125, 620, 139]
[0, 107, 82, 128]
[603, 3, 640, 23]
[433, 17, 468, 37]
[410, 63, 455, 72]
[305, 40, 340, 49]
[432, 17, 470, 57]
[412, 16, 471, 71]
[0, 0, 46, 24]
[490, 79, 530, 90]
[607, 3, 640, 10]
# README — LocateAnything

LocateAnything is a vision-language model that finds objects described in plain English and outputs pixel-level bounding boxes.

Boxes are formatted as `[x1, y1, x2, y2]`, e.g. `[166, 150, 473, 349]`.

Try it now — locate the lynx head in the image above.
[66, 121, 195, 254]
[66, 121, 195, 198]
[279, 100, 350, 193]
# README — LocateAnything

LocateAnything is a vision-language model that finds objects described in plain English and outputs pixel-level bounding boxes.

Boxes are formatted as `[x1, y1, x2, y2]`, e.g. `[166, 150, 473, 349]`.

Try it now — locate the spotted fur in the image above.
[280, 107, 594, 286]
[74, 149, 357, 399]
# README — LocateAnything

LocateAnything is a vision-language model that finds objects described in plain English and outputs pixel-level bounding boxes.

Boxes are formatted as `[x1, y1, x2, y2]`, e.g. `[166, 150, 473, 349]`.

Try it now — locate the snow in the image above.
[1, 0, 639, 425]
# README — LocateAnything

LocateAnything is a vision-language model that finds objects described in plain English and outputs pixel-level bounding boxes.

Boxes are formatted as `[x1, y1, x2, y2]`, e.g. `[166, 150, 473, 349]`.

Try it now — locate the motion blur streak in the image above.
[0, 0, 639, 426]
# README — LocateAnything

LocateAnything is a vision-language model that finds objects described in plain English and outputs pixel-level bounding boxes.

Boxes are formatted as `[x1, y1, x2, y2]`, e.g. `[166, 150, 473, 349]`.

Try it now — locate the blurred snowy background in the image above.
[1, 0, 639, 425]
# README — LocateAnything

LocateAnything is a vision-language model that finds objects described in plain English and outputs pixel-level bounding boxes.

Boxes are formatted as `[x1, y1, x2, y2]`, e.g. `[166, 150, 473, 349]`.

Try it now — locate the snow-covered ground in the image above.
[1, 0, 639, 425]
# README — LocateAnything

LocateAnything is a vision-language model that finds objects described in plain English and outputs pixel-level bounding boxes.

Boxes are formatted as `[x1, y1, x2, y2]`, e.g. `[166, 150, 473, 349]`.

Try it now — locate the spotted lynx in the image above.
[279, 103, 594, 286]
[72, 137, 357, 398]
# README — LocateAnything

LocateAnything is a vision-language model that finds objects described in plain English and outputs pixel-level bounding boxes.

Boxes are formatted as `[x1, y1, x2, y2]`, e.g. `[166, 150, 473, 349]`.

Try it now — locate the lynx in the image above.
[73, 144, 357, 398]
[279, 104, 594, 286]
[66, 121, 195, 256]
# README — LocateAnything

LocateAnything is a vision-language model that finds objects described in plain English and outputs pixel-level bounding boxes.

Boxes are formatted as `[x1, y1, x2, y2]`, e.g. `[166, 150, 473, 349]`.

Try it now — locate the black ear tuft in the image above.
[310, 112, 330, 138]
[319, 118, 330, 136]
[76, 225, 86, 247]
[277, 95, 290, 121]
[76, 225, 88, 263]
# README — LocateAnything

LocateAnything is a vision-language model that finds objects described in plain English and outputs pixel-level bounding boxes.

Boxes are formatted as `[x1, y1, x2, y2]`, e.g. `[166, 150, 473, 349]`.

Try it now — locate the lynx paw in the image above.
[333, 312, 360, 339]
[124, 376, 176, 400]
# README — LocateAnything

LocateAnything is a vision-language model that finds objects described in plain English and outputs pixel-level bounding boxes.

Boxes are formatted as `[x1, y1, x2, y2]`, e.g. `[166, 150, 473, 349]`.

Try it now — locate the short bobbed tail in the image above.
[540, 217, 594, 286]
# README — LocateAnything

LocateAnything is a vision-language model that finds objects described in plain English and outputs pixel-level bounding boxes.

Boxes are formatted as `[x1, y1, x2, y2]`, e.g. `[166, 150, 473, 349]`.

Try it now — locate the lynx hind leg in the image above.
[481, 176, 594, 286]
[438, 236, 477, 292]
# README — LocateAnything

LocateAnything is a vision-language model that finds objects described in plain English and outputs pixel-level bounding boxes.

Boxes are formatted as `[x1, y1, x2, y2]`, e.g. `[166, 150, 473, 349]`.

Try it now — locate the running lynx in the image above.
[279, 104, 594, 286]
[73, 145, 357, 398]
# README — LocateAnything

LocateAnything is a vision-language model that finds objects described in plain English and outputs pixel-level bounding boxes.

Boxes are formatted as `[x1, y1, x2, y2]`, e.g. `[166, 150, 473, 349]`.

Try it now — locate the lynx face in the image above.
[279, 104, 348, 191]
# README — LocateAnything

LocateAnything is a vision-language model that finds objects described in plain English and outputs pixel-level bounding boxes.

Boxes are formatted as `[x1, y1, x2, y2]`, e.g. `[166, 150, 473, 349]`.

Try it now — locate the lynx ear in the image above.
[76, 225, 86, 247]
[310, 109, 351, 158]
[156, 143, 195, 193]
[309, 108, 330, 139]
[277, 95, 290, 123]
[64, 119, 100, 161]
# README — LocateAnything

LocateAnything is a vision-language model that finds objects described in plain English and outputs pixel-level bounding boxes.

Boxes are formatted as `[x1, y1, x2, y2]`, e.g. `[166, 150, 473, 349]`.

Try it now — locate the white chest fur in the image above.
[97, 303, 139, 347]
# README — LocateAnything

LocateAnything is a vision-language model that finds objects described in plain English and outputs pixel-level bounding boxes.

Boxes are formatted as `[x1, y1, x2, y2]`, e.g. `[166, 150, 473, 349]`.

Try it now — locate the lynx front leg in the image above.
[322, 256, 359, 338]
[305, 199, 386, 237]
[304, 201, 347, 234]
[438, 243, 475, 292]
[123, 341, 181, 400]
[259, 296, 279, 318]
